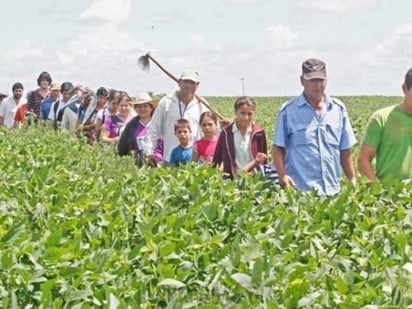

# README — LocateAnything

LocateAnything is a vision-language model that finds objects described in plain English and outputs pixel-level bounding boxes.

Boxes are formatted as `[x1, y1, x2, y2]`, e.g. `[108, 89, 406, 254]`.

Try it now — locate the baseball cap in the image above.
[179, 69, 199, 83]
[302, 58, 327, 80]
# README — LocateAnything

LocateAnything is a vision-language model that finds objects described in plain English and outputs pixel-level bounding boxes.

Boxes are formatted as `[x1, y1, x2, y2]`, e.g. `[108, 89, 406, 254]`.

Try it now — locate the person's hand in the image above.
[279, 175, 296, 189]
[113, 136, 120, 144]
[147, 155, 158, 168]
[219, 117, 231, 128]
[254, 152, 267, 165]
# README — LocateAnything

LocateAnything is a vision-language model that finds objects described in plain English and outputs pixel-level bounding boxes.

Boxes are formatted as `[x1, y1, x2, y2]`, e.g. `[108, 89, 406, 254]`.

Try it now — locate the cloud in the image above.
[79, 0, 131, 24]
[361, 24, 412, 66]
[227, 0, 258, 4]
[189, 34, 205, 44]
[265, 25, 298, 50]
[295, 0, 377, 12]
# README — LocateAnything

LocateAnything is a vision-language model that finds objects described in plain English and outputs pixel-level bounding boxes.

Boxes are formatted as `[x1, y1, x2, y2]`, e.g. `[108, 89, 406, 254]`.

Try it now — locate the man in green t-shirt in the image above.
[358, 67, 412, 182]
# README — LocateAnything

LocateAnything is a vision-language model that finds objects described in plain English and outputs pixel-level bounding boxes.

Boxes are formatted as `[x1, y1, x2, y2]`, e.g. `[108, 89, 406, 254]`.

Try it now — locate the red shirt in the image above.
[193, 137, 218, 163]
[14, 103, 28, 124]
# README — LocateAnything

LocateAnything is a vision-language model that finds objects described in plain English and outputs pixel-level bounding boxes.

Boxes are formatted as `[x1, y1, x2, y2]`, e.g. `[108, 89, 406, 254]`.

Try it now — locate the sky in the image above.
[0, 0, 411, 97]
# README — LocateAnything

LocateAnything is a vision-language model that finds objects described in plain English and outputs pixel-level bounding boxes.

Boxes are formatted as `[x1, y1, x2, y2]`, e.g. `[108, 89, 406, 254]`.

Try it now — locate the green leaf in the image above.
[157, 278, 186, 289]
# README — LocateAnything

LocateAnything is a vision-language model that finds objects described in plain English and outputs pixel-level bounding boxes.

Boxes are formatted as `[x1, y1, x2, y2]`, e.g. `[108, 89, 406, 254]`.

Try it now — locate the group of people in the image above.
[1, 58, 411, 195]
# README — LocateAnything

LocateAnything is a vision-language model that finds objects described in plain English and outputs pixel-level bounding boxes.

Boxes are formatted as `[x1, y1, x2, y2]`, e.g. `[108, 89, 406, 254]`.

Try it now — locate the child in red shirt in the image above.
[192, 111, 218, 164]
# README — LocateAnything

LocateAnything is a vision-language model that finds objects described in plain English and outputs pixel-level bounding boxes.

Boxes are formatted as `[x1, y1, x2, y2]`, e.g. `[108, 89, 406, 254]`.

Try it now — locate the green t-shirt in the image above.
[363, 105, 412, 180]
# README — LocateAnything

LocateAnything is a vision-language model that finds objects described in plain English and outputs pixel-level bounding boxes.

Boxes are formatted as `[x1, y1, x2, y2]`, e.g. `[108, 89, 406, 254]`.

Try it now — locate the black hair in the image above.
[405, 68, 412, 90]
[234, 96, 256, 112]
[96, 86, 109, 97]
[60, 82, 74, 94]
[174, 118, 191, 132]
[109, 89, 121, 102]
[37, 71, 52, 86]
[12, 82, 24, 91]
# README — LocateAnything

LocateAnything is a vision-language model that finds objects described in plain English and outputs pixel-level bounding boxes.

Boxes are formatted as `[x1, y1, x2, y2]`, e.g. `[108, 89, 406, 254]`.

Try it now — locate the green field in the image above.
[1, 96, 411, 308]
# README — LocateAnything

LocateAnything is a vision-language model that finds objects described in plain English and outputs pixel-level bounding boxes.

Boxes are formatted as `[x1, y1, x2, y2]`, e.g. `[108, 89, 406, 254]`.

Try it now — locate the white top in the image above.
[232, 122, 253, 171]
[147, 91, 209, 162]
[48, 100, 67, 121]
[0, 96, 27, 128]
[61, 104, 80, 131]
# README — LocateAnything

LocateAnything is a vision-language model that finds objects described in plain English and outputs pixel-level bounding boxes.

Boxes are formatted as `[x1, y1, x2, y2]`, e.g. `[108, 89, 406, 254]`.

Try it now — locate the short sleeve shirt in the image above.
[273, 93, 356, 195]
[363, 105, 412, 180]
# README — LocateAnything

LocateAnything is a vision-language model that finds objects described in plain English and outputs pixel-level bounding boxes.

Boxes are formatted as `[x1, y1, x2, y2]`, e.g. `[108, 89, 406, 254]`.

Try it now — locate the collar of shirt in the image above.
[297, 92, 333, 110]
[232, 122, 252, 134]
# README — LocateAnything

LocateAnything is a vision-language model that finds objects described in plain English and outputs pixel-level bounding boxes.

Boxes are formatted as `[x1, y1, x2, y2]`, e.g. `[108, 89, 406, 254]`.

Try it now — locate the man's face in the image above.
[61, 91, 72, 103]
[13, 88, 23, 100]
[51, 89, 60, 100]
[179, 80, 198, 97]
[40, 79, 50, 89]
[301, 77, 327, 102]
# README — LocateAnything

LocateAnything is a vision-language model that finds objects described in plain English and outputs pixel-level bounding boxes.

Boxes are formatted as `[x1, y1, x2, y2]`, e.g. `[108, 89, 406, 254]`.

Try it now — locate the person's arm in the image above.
[272, 108, 296, 188]
[239, 152, 267, 175]
[358, 143, 378, 183]
[272, 145, 296, 188]
[340, 149, 356, 185]
[0, 101, 5, 127]
[192, 141, 199, 163]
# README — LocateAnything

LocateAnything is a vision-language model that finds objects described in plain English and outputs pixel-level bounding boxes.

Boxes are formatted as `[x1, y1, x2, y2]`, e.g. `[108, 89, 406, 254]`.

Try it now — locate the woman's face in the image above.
[109, 98, 119, 113]
[235, 104, 255, 127]
[118, 97, 131, 116]
[134, 103, 153, 118]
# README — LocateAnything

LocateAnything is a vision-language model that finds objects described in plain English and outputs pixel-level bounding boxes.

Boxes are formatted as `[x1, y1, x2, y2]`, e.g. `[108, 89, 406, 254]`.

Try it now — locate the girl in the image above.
[118, 93, 163, 166]
[101, 92, 133, 144]
[213, 96, 268, 178]
[95, 89, 119, 141]
[192, 111, 218, 164]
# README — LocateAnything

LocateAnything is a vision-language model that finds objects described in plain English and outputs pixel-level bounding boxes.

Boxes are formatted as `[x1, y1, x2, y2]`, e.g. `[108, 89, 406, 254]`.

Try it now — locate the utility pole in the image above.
[240, 77, 245, 96]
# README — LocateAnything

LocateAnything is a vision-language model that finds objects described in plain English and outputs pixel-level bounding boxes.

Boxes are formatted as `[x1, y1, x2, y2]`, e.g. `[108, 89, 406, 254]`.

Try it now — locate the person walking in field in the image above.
[101, 92, 134, 144]
[170, 119, 193, 165]
[27, 71, 52, 119]
[192, 111, 219, 165]
[213, 96, 268, 178]
[48, 82, 75, 130]
[117, 93, 163, 166]
[40, 82, 61, 122]
[0, 82, 26, 128]
[146, 69, 210, 164]
[272, 58, 356, 195]
[358, 67, 412, 182]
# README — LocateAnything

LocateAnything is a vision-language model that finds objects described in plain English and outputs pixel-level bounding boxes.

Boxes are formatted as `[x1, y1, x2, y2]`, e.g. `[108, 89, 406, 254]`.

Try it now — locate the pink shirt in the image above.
[193, 137, 218, 164]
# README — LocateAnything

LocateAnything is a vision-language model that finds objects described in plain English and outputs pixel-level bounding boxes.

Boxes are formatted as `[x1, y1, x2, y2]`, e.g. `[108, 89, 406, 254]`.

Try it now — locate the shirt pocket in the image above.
[324, 123, 341, 147]
[291, 125, 311, 146]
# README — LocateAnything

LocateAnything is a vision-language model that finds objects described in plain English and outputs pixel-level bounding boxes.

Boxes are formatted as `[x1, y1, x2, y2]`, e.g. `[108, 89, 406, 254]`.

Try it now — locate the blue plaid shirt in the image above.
[273, 93, 356, 195]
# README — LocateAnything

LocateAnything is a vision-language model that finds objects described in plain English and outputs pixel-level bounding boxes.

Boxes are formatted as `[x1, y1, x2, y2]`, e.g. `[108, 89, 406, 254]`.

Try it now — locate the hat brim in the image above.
[180, 77, 199, 83]
[302, 72, 327, 80]
[132, 100, 156, 106]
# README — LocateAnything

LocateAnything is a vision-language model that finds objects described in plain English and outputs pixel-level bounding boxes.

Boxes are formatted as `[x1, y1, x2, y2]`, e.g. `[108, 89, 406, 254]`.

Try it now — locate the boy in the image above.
[170, 119, 193, 165]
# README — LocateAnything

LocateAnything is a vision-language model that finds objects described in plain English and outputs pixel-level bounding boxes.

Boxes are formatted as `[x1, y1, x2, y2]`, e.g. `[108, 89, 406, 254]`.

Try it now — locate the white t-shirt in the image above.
[0, 96, 27, 128]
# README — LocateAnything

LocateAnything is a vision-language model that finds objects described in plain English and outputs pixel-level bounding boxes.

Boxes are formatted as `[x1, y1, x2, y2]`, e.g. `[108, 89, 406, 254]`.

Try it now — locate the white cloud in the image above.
[79, 0, 131, 24]
[227, 0, 258, 4]
[361, 24, 412, 66]
[189, 34, 205, 44]
[296, 0, 377, 12]
[265, 25, 298, 50]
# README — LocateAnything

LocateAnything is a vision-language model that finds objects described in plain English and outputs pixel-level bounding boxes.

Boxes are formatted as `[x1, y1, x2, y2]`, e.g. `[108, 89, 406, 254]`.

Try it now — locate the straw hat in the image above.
[132, 93, 156, 107]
